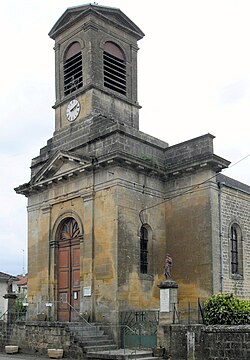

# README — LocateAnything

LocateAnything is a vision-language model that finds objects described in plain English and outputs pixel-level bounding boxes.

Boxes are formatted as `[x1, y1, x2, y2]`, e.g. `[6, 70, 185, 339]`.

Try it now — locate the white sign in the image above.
[83, 286, 91, 297]
[160, 288, 170, 312]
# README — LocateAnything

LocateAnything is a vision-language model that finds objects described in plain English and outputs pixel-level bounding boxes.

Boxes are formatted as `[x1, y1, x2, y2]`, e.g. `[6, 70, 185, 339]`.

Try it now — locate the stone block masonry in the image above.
[159, 324, 250, 360]
[8, 322, 83, 359]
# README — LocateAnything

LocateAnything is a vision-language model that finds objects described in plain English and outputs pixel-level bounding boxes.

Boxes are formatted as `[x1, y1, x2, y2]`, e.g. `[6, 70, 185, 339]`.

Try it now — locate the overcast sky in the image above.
[1, 0, 250, 276]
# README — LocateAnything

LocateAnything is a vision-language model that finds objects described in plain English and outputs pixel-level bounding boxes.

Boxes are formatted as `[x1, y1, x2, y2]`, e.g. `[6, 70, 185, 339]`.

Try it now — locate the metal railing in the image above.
[172, 298, 205, 324]
[0, 310, 8, 322]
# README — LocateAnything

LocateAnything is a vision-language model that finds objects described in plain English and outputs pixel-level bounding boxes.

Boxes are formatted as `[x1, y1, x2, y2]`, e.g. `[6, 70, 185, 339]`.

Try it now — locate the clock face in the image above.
[66, 99, 80, 122]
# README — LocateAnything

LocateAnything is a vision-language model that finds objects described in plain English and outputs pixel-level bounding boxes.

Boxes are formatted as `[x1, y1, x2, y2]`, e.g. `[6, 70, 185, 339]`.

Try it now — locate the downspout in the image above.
[218, 182, 225, 292]
[91, 158, 97, 321]
[47, 205, 52, 320]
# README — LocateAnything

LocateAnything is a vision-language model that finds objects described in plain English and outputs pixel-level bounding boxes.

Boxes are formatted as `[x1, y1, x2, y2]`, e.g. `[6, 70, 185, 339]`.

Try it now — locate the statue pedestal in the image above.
[157, 280, 178, 324]
[157, 280, 179, 352]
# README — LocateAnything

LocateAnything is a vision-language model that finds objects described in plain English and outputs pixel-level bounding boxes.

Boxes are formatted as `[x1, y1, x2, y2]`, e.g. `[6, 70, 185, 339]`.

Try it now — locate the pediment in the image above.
[49, 4, 144, 40]
[31, 151, 90, 185]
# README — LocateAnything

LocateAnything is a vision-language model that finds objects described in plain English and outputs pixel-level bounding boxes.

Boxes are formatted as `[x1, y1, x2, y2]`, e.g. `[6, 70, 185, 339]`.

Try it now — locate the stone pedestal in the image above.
[158, 280, 178, 323]
[157, 279, 179, 351]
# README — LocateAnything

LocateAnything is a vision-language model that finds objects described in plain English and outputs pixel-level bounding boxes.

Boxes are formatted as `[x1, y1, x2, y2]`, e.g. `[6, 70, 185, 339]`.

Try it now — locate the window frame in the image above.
[103, 41, 126, 96]
[63, 42, 83, 97]
[229, 222, 243, 278]
[140, 225, 148, 274]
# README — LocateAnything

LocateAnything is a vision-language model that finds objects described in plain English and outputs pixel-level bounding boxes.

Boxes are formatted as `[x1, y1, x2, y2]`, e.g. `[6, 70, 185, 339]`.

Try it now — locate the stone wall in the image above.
[8, 322, 83, 358]
[0, 321, 7, 351]
[220, 183, 250, 298]
[159, 324, 250, 360]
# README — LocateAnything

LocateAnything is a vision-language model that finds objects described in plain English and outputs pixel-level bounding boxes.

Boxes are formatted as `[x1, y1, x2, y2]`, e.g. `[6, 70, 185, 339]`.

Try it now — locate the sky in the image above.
[0, 0, 250, 276]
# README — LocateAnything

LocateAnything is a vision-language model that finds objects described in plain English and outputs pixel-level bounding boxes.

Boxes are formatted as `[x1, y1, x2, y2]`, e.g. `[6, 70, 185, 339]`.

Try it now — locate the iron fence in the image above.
[173, 298, 205, 324]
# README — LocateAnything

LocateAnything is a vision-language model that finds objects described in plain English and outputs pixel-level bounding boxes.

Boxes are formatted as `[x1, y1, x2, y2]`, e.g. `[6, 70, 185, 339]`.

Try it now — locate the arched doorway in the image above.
[57, 217, 80, 321]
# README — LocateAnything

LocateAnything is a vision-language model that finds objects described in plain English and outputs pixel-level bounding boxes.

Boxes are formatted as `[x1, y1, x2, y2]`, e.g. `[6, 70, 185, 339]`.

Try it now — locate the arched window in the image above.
[231, 224, 238, 274]
[230, 223, 243, 276]
[58, 217, 80, 241]
[140, 226, 148, 274]
[103, 42, 126, 95]
[64, 42, 83, 96]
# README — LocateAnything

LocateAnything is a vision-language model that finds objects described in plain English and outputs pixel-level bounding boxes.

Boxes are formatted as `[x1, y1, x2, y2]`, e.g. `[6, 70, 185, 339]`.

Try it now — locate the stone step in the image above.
[67, 322, 118, 354]
[85, 349, 160, 360]
[68, 324, 101, 331]
[75, 334, 110, 341]
[81, 339, 115, 347]
[84, 344, 118, 352]
[70, 329, 105, 336]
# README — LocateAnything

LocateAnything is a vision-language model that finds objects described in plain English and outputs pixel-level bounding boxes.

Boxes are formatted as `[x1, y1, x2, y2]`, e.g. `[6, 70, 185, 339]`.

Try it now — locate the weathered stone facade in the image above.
[217, 174, 250, 297]
[15, 3, 250, 327]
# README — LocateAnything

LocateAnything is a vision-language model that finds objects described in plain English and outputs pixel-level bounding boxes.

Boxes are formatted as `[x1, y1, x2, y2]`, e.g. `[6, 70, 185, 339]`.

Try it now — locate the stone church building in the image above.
[15, 4, 250, 324]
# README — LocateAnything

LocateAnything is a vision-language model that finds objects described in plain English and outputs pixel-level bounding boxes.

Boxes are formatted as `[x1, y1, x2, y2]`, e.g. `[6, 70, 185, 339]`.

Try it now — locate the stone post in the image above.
[3, 293, 17, 324]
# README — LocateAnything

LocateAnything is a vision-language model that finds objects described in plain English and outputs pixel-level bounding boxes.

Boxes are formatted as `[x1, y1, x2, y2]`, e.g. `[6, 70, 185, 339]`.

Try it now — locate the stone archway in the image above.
[57, 217, 80, 321]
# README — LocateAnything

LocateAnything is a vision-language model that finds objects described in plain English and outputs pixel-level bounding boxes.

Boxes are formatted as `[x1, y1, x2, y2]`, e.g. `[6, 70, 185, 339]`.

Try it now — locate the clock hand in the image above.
[70, 105, 77, 112]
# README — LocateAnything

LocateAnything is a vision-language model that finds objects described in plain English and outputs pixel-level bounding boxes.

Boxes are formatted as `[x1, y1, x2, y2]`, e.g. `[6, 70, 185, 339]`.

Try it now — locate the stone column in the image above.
[3, 293, 17, 324]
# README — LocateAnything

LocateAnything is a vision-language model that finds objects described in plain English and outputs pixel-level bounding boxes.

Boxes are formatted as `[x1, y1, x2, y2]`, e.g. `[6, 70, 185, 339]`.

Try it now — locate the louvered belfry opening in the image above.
[103, 41, 126, 96]
[64, 42, 83, 96]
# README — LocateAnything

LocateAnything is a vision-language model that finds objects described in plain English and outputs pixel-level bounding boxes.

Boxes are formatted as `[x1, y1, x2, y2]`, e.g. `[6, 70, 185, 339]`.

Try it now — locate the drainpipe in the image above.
[47, 206, 52, 320]
[218, 182, 225, 292]
[91, 158, 97, 321]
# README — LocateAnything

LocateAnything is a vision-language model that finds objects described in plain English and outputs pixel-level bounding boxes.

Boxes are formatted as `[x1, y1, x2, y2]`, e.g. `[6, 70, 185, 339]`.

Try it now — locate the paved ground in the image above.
[0, 349, 152, 359]
[0, 354, 50, 360]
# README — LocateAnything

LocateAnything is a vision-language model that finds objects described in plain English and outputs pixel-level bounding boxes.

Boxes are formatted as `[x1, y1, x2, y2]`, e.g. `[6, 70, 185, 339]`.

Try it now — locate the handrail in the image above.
[198, 298, 205, 324]
[173, 303, 179, 324]
[22, 301, 150, 352]
[98, 323, 138, 335]
[63, 301, 93, 327]
[0, 310, 8, 321]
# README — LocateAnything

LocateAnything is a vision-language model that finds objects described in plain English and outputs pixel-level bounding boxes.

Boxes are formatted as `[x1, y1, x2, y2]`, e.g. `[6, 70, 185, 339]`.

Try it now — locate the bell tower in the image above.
[49, 4, 144, 132]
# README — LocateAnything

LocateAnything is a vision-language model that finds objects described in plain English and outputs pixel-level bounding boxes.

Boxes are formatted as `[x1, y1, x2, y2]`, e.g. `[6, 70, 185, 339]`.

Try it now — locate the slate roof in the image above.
[49, 3, 144, 40]
[217, 173, 250, 194]
[0, 272, 18, 282]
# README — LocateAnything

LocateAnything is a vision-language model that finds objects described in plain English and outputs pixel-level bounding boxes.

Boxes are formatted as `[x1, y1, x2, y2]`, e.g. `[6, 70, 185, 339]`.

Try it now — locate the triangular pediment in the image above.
[31, 151, 91, 185]
[49, 4, 144, 40]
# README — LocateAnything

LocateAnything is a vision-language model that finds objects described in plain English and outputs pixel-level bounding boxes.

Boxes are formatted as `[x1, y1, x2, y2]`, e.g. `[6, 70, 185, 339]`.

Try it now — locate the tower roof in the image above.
[49, 3, 144, 40]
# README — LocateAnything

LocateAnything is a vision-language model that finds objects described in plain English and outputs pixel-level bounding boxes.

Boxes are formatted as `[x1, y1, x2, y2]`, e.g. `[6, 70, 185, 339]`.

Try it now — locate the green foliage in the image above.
[16, 297, 27, 319]
[140, 155, 159, 169]
[204, 293, 250, 325]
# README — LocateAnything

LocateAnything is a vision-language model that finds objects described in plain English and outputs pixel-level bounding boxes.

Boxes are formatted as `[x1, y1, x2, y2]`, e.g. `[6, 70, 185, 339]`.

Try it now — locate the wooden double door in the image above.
[57, 218, 80, 321]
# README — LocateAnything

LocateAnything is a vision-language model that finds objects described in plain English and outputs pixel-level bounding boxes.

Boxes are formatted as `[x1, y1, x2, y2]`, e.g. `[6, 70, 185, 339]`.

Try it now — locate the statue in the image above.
[164, 254, 173, 280]
[7, 278, 13, 293]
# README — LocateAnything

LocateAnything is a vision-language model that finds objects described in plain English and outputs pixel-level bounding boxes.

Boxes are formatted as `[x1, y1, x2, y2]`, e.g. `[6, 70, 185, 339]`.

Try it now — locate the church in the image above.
[15, 3, 250, 327]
